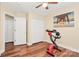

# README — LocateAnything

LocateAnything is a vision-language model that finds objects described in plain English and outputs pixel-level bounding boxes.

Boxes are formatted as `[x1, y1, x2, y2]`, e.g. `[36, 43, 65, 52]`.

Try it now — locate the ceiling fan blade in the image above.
[48, 2, 58, 4]
[45, 6, 48, 9]
[35, 4, 42, 8]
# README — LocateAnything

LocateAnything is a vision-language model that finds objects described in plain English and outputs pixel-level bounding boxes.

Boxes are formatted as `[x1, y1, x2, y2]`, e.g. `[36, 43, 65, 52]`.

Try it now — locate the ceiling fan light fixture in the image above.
[42, 3, 48, 8]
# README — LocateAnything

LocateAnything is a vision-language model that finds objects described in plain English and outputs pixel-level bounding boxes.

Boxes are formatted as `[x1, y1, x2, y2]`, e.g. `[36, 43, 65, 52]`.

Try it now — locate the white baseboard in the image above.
[27, 40, 45, 46]
[27, 42, 32, 46]
[45, 40, 79, 53]
[58, 44, 79, 53]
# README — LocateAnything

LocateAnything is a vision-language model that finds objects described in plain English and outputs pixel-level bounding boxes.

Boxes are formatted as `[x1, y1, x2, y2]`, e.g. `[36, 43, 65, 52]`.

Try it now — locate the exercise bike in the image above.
[46, 29, 61, 56]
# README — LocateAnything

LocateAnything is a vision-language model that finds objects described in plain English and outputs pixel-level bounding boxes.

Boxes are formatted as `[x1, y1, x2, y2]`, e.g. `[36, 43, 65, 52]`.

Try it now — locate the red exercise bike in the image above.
[46, 29, 61, 56]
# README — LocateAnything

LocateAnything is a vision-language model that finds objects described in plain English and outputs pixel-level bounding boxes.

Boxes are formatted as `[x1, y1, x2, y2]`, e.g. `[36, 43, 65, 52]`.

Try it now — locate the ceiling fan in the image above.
[35, 2, 58, 10]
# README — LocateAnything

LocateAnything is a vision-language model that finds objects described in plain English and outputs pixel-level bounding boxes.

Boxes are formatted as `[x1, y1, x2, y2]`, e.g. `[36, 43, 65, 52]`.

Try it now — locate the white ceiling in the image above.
[1, 2, 79, 16]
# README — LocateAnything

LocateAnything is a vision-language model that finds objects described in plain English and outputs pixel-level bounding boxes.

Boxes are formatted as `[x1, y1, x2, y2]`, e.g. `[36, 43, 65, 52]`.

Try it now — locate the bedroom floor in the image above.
[1, 42, 79, 57]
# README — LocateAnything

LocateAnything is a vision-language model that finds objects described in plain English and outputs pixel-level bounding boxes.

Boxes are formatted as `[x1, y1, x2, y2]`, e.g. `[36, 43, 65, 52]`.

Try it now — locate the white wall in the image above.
[27, 13, 46, 45]
[45, 5, 79, 52]
[0, 4, 27, 55]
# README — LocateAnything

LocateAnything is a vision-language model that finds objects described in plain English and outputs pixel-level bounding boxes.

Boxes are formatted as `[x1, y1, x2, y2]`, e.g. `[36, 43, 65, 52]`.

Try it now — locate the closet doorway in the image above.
[5, 14, 14, 51]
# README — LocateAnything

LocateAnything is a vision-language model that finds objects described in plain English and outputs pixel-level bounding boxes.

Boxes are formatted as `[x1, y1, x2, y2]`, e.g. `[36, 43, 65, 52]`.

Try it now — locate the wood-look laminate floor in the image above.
[5, 42, 14, 51]
[1, 41, 79, 57]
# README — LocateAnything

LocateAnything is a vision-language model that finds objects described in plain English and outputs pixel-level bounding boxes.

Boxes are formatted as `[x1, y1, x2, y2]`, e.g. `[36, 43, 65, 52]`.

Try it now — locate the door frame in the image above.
[5, 14, 14, 42]
[3, 12, 15, 51]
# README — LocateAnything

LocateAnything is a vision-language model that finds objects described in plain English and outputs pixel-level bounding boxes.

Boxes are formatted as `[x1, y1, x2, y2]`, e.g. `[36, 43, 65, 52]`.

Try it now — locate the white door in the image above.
[5, 15, 14, 42]
[14, 17, 26, 45]
[31, 19, 44, 44]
